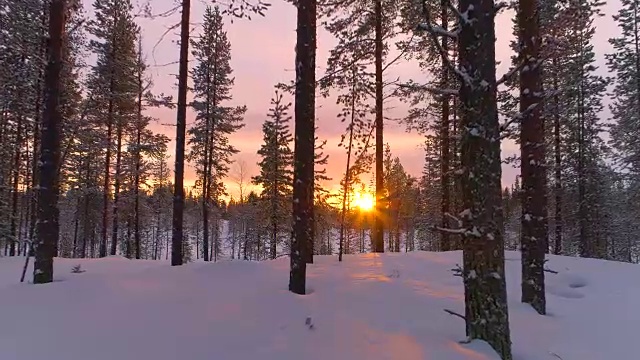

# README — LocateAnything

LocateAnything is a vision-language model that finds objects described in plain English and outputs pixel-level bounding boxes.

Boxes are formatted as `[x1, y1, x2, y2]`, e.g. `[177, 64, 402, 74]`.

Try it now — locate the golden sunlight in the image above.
[353, 191, 375, 211]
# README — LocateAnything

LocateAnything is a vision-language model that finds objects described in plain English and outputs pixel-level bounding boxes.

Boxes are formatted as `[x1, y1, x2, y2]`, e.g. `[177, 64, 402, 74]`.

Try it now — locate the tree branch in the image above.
[417, 0, 473, 87]
[444, 309, 466, 320]
[416, 23, 459, 39]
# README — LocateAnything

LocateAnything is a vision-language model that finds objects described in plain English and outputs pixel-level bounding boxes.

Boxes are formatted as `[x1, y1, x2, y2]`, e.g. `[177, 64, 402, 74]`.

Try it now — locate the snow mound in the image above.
[0, 251, 637, 360]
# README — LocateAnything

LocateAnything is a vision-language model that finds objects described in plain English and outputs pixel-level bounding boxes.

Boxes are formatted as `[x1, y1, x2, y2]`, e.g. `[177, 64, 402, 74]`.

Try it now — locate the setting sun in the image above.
[353, 192, 375, 211]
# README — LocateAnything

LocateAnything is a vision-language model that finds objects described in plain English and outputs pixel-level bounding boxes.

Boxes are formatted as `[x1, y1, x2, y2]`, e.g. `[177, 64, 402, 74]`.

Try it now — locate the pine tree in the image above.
[417, 0, 513, 355]
[87, 0, 139, 258]
[319, 0, 401, 254]
[290, 0, 316, 295]
[189, 5, 246, 262]
[171, 0, 191, 266]
[34, 0, 65, 284]
[561, 0, 607, 258]
[608, 0, 640, 188]
[398, 0, 461, 253]
[518, 0, 547, 315]
[253, 90, 293, 260]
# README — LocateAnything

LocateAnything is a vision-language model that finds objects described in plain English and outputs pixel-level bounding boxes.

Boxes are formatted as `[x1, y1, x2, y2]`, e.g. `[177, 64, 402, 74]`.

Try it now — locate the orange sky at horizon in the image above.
[83, 0, 620, 200]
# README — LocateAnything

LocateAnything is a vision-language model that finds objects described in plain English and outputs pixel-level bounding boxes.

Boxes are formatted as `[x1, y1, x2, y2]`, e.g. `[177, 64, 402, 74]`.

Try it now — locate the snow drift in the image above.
[0, 251, 636, 359]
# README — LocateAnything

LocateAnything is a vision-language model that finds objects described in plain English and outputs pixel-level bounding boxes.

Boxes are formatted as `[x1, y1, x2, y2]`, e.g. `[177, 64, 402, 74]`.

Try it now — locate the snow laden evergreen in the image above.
[188, 5, 246, 262]
[397, 0, 461, 252]
[0, 0, 46, 257]
[606, 0, 640, 261]
[253, 90, 293, 260]
[86, 0, 139, 258]
[559, 0, 608, 258]
[417, 0, 514, 356]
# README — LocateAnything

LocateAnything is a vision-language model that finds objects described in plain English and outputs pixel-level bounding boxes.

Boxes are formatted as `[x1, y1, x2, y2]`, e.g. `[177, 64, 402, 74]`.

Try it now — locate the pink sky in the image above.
[102, 0, 618, 198]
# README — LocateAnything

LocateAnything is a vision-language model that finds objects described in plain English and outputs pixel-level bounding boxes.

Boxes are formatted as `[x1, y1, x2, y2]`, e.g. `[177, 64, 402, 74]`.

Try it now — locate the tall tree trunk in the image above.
[171, 0, 191, 266]
[456, 0, 512, 355]
[339, 69, 357, 262]
[439, 0, 451, 253]
[100, 78, 114, 258]
[519, 0, 546, 315]
[110, 117, 123, 256]
[289, 0, 316, 295]
[372, 0, 385, 253]
[201, 70, 211, 262]
[552, 62, 562, 255]
[134, 45, 143, 260]
[577, 31, 588, 258]
[72, 197, 80, 257]
[29, 1, 47, 257]
[34, 0, 65, 284]
[10, 116, 23, 256]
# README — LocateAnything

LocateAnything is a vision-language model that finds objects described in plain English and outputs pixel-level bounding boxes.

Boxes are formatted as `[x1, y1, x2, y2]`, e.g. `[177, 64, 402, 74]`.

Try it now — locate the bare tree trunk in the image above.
[372, 0, 385, 254]
[100, 78, 114, 258]
[439, 0, 451, 253]
[289, 0, 316, 295]
[134, 43, 143, 260]
[577, 30, 588, 258]
[339, 69, 357, 262]
[110, 117, 123, 256]
[10, 116, 23, 256]
[519, 0, 546, 315]
[171, 0, 191, 266]
[552, 63, 562, 255]
[34, 0, 65, 284]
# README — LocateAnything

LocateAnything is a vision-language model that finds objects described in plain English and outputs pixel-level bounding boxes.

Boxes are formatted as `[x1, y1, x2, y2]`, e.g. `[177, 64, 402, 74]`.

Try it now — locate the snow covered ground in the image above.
[0, 251, 636, 360]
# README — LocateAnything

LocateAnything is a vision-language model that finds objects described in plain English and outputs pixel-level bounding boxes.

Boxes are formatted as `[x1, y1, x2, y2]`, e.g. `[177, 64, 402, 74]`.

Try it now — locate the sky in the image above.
[104, 0, 621, 199]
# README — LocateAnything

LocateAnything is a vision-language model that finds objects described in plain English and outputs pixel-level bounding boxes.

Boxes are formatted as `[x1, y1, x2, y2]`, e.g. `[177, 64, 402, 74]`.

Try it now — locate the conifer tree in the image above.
[320, 0, 401, 254]
[561, 0, 607, 258]
[518, 0, 547, 315]
[290, 0, 316, 295]
[608, 0, 640, 192]
[253, 90, 293, 260]
[87, 0, 139, 258]
[189, 5, 246, 261]
[419, 0, 513, 356]
[34, 0, 65, 284]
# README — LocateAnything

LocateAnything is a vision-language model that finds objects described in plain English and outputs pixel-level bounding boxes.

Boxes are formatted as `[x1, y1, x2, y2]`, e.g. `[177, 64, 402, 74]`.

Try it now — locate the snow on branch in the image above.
[444, 212, 463, 228]
[417, 1, 473, 87]
[396, 82, 459, 97]
[416, 23, 459, 38]
[497, 61, 527, 86]
[433, 226, 466, 235]
[499, 86, 560, 136]
[450, 2, 475, 26]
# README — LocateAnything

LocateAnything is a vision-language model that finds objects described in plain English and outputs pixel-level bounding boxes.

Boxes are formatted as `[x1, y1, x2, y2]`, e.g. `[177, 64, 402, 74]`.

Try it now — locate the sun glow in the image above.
[353, 191, 375, 211]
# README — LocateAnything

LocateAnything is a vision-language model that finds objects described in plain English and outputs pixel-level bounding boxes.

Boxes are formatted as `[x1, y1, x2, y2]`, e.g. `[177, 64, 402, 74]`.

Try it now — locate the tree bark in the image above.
[372, 0, 385, 253]
[10, 115, 23, 256]
[289, 0, 316, 295]
[171, 0, 191, 266]
[134, 42, 143, 260]
[439, 0, 451, 253]
[339, 69, 357, 262]
[34, 0, 65, 284]
[552, 62, 562, 256]
[110, 115, 123, 256]
[457, 0, 512, 356]
[518, 0, 547, 315]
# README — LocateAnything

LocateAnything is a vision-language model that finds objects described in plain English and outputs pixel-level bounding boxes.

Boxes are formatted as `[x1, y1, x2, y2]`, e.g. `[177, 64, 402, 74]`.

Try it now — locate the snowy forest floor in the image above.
[0, 251, 636, 360]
